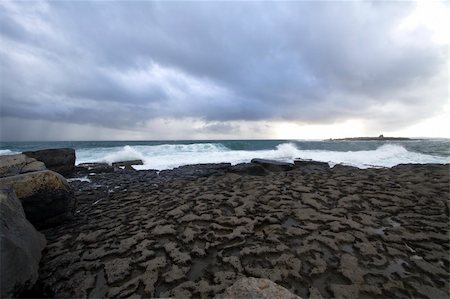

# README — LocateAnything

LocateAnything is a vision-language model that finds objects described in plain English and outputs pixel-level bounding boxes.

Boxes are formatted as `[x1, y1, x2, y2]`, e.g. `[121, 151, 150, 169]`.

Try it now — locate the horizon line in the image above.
[1, 136, 449, 143]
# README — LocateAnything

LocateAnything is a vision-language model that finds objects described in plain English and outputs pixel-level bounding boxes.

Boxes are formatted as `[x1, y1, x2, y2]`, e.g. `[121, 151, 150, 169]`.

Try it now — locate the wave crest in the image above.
[0, 149, 17, 155]
[101, 145, 144, 165]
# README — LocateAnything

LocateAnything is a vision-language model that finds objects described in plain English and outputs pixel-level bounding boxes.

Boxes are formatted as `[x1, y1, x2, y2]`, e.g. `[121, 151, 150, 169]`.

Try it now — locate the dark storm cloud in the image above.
[201, 122, 241, 135]
[0, 1, 447, 134]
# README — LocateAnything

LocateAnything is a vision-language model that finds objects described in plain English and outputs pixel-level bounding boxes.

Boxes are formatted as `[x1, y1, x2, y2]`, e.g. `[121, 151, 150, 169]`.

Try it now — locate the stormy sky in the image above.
[0, 1, 448, 140]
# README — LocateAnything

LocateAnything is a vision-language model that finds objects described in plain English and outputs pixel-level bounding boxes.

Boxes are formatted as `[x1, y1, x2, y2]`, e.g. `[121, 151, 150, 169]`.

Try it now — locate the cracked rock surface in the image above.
[37, 163, 449, 298]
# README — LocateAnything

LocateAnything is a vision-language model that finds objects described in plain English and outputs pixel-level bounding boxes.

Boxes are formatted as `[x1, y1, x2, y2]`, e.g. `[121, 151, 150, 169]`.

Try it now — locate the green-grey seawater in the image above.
[1, 139, 449, 170]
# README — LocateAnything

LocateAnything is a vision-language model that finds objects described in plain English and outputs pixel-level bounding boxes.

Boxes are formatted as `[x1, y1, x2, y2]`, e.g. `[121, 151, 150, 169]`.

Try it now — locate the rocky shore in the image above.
[1, 150, 449, 298]
[328, 135, 415, 141]
[39, 161, 450, 298]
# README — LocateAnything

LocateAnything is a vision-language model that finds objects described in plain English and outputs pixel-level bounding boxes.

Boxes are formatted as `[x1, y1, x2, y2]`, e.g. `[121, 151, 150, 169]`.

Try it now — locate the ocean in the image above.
[1, 139, 449, 170]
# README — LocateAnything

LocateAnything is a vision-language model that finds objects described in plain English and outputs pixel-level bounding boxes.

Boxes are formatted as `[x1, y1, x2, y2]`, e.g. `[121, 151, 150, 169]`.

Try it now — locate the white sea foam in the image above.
[67, 176, 91, 183]
[290, 144, 449, 168]
[0, 149, 19, 156]
[74, 142, 450, 170]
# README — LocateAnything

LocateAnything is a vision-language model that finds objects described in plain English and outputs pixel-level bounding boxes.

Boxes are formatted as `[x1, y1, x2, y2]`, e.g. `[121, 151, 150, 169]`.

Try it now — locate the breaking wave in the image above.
[74, 142, 450, 170]
[0, 149, 19, 155]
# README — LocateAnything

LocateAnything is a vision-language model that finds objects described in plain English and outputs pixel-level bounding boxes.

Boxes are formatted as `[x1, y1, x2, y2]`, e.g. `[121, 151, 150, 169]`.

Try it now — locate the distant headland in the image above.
[328, 134, 418, 141]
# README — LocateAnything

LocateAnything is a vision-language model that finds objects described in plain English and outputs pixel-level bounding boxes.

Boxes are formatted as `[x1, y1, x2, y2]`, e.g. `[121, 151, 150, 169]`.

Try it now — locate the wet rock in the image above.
[107, 276, 140, 298]
[294, 159, 330, 169]
[88, 269, 108, 298]
[181, 226, 197, 243]
[309, 287, 324, 299]
[161, 281, 195, 298]
[0, 170, 76, 228]
[23, 148, 75, 176]
[411, 258, 447, 276]
[355, 242, 378, 256]
[229, 163, 268, 176]
[0, 186, 46, 298]
[222, 256, 243, 272]
[163, 265, 189, 283]
[152, 224, 176, 236]
[216, 277, 301, 299]
[330, 284, 359, 299]
[213, 271, 237, 290]
[164, 242, 191, 264]
[0, 154, 46, 178]
[104, 257, 132, 284]
[332, 164, 359, 171]
[309, 253, 327, 275]
[112, 160, 144, 167]
[160, 163, 232, 180]
[339, 254, 365, 284]
[141, 256, 167, 296]
[251, 158, 294, 172]
[35, 163, 450, 298]
[75, 229, 107, 243]
[408, 281, 449, 299]
[77, 163, 114, 173]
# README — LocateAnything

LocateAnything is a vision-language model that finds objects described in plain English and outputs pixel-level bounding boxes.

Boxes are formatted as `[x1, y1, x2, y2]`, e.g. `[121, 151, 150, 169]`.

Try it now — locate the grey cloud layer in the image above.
[0, 1, 447, 132]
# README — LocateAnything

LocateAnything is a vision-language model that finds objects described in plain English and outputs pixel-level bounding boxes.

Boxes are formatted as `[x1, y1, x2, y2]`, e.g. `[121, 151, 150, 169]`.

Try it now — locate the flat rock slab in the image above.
[37, 164, 449, 298]
[294, 159, 330, 169]
[229, 163, 268, 176]
[159, 163, 232, 179]
[112, 160, 144, 167]
[251, 158, 294, 171]
[77, 163, 114, 173]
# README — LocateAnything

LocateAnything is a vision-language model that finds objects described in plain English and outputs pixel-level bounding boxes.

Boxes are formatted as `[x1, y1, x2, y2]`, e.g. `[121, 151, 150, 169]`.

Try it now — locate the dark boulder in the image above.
[229, 163, 268, 176]
[0, 170, 76, 228]
[23, 148, 75, 176]
[251, 158, 294, 172]
[0, 186, 46, 298]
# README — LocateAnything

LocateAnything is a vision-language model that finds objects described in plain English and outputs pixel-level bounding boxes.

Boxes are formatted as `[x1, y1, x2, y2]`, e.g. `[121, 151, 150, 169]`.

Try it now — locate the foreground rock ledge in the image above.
[0, 187, 46, 298]
[37, 163, 449, 298]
